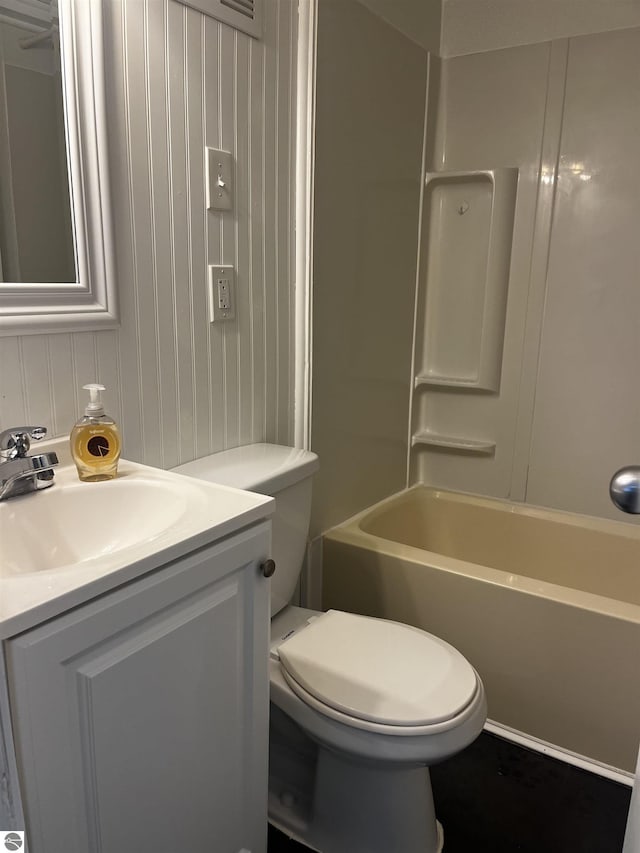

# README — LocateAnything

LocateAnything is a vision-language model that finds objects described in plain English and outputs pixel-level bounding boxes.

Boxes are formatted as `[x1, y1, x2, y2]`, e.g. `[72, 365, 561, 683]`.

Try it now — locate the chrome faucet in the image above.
[0, 426, 59, 501]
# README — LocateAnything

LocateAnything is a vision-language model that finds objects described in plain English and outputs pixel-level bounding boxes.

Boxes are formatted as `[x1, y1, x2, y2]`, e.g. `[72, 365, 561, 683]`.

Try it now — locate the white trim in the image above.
[293, 0, 316, 450]
[406, 52, 433, 488]
[0, 0, 118, 335]
[485, 719, 634, 786]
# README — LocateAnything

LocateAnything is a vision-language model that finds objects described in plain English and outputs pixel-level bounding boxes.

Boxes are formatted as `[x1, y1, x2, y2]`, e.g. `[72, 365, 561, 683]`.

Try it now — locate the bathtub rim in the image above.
[323, 485, 640, 625]
[361, 484, 640, 541]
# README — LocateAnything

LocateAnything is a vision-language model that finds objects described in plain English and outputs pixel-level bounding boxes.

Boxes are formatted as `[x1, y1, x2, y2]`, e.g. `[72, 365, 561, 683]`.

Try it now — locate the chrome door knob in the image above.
[609, 466, 640, 514]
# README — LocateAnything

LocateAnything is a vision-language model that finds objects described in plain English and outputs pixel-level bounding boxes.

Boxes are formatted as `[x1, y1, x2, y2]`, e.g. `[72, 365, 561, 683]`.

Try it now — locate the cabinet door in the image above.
[7, 523, 270, 853]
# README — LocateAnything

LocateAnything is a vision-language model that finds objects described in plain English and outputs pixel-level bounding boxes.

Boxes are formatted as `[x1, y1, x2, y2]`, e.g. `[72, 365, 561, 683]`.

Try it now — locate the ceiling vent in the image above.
[176, 0, 262, 39]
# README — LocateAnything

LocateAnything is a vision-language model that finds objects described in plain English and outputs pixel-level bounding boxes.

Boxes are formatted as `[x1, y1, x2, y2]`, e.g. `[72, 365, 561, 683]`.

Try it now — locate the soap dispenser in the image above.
[70, 384, 121, 481]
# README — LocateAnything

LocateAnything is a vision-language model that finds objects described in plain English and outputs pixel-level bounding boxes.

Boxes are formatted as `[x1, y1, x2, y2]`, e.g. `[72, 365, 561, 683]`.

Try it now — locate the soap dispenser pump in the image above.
[70, 384, 121, 481]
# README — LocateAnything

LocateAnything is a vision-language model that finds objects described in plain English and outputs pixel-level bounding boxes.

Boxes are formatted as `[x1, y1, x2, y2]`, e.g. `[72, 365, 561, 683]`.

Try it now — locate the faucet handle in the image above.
[0, 426, 47, 459]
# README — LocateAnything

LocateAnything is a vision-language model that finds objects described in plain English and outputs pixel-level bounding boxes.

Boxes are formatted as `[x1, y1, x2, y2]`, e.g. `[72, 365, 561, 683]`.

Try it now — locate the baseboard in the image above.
[485, 719, 634, 786]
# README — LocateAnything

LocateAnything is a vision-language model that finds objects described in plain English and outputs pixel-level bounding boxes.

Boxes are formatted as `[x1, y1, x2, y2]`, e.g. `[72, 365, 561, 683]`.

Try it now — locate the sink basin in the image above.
[0, 452, 273, 638]
[0, 477, 191, 576]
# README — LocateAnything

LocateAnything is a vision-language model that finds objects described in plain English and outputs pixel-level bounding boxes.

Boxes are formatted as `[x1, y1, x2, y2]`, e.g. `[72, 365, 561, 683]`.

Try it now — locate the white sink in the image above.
[0, 451, 273, 637]
[0, 476, 193, 577]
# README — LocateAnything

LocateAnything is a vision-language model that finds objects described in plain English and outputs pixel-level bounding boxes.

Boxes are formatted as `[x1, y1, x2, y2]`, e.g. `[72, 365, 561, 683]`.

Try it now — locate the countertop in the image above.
[0, 438, 273, 639]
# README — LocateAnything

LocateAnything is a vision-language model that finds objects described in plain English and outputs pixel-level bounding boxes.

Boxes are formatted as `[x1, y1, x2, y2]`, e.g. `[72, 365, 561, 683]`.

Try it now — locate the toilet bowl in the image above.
[268, 605, 486, 853]
[173, 444, 487, 853]
[271, 608, 485, 761]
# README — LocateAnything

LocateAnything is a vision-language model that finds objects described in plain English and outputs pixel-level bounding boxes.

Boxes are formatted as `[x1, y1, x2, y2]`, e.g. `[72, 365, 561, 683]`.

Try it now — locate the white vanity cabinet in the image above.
[4, 521, 271, 853]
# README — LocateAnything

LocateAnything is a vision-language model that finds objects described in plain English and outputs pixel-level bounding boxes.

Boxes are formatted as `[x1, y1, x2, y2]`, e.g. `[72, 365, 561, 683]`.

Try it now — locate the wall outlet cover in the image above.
[208, 265, 235, 321]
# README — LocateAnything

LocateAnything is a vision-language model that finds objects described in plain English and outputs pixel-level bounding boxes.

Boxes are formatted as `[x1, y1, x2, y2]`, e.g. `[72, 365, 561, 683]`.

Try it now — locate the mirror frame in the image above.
[0, 0, 118, 336]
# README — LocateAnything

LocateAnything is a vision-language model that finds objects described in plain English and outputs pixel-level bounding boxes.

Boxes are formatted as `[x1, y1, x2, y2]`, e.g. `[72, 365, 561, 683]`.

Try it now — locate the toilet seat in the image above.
[276, 610, 478, 735]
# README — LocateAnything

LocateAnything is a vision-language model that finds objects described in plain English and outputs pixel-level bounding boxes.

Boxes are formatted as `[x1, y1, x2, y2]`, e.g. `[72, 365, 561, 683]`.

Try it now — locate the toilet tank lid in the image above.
[172, 443, 319, 494]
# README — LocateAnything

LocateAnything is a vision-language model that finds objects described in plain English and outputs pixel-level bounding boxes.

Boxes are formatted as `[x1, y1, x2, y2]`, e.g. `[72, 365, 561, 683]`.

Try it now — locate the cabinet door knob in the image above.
[260, 559, 276, 578]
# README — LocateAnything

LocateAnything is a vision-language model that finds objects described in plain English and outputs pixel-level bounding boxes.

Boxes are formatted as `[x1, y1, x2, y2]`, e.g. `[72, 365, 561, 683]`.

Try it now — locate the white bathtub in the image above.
[322, 486, 640, 772]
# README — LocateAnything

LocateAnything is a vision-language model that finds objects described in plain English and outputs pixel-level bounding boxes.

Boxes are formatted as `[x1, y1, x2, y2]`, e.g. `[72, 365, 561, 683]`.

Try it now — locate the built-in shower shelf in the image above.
[414, 374, 495, 392]
[415, 167, 518, 394]
[411, 431, 496, 455]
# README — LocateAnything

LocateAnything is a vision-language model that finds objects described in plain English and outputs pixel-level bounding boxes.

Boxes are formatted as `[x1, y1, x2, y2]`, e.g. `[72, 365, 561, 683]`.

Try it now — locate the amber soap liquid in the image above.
[71, 419, 121, 481]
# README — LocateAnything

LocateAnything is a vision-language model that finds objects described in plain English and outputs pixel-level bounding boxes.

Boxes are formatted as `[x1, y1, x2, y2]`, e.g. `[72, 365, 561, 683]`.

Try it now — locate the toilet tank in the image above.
[173, 444, 319, 616]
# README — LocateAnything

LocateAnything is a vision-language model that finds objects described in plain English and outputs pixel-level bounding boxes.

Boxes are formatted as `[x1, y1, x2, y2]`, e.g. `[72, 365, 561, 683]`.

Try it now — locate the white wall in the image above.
[0, 0, 297, 468]
[412, 41, 553, 499]
[413, 27, 640, 523]
[356, 0, 441, 53]
[311, 0, 428, 535]
[441, 0, 640, 56]
[526, 28, 640, 518]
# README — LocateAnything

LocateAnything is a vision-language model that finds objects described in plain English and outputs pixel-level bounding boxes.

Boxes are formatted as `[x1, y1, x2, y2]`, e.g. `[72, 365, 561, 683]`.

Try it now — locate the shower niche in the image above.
[412, 167, 518, 455]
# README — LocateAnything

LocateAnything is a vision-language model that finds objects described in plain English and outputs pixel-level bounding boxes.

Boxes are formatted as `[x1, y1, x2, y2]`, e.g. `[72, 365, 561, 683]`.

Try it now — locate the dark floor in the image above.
[267, 732, 632, 853]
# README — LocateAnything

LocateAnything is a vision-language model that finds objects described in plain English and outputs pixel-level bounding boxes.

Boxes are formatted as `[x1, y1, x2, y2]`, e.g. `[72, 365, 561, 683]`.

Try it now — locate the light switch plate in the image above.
[208, 265, 235, 321]
[206, 148, 233, 211]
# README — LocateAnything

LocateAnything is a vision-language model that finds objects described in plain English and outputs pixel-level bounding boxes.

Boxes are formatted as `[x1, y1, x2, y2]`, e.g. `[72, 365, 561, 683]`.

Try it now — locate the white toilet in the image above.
[174, 443, 486, 853]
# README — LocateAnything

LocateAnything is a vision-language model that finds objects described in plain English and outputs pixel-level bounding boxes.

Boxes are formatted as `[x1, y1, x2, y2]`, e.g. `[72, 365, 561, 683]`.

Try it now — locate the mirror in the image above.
[0, 1, 75, 283]
[0, 0, 118, 335]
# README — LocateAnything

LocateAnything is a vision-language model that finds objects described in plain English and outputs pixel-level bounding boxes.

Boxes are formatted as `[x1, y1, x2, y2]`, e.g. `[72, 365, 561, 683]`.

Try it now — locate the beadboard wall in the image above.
[0, 0, 297, 468]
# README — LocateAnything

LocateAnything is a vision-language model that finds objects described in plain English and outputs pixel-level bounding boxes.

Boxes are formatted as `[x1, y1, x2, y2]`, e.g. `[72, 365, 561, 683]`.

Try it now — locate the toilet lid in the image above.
[277, 610, 477, 727]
